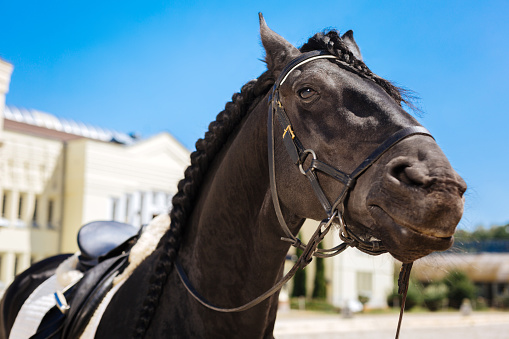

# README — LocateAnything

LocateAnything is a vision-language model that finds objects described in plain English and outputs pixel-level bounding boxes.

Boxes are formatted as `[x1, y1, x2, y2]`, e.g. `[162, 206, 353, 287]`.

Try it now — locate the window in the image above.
[139, 193, 144, 215]
[13, 255, 19, 276]
[17, 195, 23, 219]
[32, 197, 39, 227]
[47, 199, 54, 228]
[125, 195, 131, 223]
[166, 193, 173, 211]
[1, 192, 8, 218]
[111, 198, 119, 220]
[0, 193, 8, 227]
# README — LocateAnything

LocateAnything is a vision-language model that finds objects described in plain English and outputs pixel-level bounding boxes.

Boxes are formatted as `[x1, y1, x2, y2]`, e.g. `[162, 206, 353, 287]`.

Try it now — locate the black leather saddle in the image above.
[30, 220, 142, 338]
[77, 220, 140, 270]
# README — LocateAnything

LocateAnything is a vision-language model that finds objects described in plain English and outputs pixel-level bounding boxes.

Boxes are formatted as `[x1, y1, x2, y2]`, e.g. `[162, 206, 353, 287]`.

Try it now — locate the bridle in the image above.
[268, 50, 433, 259]
[176, 49, 431, 338]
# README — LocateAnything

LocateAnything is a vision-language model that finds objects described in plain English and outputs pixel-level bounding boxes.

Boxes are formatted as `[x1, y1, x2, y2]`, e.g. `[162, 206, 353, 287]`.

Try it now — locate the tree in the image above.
[453, 224, 509, 252]
[443, 270, 476, 309]
[291, 234, 307, 297]
[312, 243, 326, 299]
[455, 224, 509, 242]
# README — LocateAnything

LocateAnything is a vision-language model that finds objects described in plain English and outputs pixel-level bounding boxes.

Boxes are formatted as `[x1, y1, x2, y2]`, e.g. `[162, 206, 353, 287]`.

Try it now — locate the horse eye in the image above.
[298, 88, 316, 99]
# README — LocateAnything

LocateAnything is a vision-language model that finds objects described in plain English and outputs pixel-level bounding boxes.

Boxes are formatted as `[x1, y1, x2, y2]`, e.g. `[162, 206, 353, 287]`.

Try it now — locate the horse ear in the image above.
[259, 13, 300, 76]
[341, 30, 363, 61]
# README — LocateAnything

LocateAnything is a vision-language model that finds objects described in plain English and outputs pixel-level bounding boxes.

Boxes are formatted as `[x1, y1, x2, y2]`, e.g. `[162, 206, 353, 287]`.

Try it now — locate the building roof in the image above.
[2, 106, 136, 145]
[413, 253, 509, 283]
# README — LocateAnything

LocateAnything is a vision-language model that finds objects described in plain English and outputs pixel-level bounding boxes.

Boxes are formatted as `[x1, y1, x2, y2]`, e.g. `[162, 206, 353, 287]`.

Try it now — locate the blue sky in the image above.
[1, 1, 508, 229]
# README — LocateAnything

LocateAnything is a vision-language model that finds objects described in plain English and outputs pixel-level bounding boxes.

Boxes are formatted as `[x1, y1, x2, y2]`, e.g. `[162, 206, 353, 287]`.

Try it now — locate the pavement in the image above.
[274, 310, 509, 339]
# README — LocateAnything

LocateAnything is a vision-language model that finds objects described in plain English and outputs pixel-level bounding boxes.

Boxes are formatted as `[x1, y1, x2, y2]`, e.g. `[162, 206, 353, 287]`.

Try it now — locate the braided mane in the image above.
[300, 30, 413, 107]
[133, 30, 407, 338]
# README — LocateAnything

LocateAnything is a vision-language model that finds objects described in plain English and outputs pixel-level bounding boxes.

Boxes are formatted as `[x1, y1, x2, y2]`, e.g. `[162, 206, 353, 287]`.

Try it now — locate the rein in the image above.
[176, 50, 422, 337]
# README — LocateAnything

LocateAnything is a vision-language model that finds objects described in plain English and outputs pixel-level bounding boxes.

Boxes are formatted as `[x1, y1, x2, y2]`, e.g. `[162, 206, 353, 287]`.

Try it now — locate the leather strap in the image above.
[395, 262, 413, 339]
[175, 214, 341, 312]
[350, 126, 433, 180]
[176, 259, 299, 313]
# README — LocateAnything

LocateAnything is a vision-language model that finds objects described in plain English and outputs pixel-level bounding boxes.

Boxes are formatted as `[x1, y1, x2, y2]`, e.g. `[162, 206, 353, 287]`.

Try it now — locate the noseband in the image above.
[176, 50, 430, 337]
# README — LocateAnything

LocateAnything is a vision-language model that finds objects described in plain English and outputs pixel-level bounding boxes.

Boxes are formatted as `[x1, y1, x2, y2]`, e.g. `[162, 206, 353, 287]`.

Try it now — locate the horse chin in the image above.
[367, 205, 454, 263]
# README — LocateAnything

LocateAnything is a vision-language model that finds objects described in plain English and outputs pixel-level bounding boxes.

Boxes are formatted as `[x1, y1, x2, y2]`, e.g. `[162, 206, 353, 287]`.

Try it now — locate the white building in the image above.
[0, 59, 190, 290]
[289, 216, 394, 310]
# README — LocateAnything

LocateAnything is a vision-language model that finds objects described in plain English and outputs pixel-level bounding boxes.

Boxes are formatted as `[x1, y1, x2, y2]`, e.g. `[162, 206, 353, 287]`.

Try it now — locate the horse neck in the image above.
[179, 96, 298, 309]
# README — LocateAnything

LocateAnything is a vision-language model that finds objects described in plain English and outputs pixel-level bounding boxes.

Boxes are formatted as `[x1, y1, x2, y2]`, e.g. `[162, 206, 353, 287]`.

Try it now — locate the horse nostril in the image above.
[388, 159, 429, 187]
[390, 164, 413, 185]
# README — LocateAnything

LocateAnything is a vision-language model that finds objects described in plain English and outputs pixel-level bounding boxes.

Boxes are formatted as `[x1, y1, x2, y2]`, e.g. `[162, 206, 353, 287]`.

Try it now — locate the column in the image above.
[0, 252, 15, 285]
[40, 196, 48, 229]
[8, 190, 19, 227]
[115, 195, 126, 222]
[25, 192, 35, 226]
[154, 192, 166, 213]
[17, 253, 31, 275]
[140, 191, 153, 225]
[129, 192, 141, 226]
[52, 197, 61, 229]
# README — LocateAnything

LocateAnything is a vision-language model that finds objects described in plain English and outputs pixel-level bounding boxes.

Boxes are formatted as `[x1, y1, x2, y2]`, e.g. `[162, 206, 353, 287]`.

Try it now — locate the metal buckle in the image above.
[283, 125, 295, 140]
[337, 212, 358, 246]
[337, 212, 387, 255]
[317, 210, 338, 243]
[320, 210, 338, 234]
[299, 149, 317, 175]
[54, 290, 70, 314]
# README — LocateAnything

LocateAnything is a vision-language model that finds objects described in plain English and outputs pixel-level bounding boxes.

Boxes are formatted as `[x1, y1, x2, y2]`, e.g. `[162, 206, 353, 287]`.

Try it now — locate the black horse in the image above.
[1, 15, 466, 338]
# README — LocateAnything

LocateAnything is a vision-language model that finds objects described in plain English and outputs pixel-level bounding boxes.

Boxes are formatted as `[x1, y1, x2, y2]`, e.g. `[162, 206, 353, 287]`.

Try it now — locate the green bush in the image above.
[474, 297, 489, 310]
[443, 270, 476, 309]
[358, 294, 370, 306]
[423, 283, 448, 311]
[387, 281, 423, 310]
[290, 298, 339, 313]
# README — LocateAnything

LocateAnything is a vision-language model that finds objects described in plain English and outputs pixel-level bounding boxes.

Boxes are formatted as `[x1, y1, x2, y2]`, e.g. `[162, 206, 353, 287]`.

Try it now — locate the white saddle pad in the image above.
[9, 275, 62, 339]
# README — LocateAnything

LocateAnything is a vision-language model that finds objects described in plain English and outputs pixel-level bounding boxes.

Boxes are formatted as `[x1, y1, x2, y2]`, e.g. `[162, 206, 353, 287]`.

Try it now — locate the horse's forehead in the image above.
[283, 61, 398, 111]
[284, 60, 375, 94]
[281, 61, 417, 139]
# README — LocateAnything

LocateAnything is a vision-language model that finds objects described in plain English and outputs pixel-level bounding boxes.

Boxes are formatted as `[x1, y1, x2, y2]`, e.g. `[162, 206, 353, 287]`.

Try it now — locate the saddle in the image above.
[30, 221, 141, 339]
[77, 220, 140, 270]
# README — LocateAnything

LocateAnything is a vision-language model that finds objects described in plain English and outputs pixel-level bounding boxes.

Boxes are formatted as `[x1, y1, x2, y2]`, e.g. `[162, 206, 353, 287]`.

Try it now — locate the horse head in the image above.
[260, 15, 466, 263]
